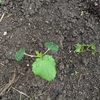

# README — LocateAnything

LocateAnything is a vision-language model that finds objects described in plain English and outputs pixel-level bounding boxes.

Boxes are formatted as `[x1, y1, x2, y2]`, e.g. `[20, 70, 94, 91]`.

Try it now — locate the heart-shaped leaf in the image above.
[45, 42, 59, 52]
[32, 55, 56, 81]
[15, 48, 25, 61]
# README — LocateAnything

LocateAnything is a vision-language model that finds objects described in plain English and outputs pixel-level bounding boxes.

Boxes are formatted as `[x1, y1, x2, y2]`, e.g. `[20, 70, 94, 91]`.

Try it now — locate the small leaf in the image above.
[90, 43, 96, 50]
[15, 48, 25, 61]
[32, 55, 56, 81]
[36, 51, 40, 55]
[45, 42, 59, 52]
[71, 71, 79, 76]
[74, 43, 82, 53]
[36, 51, 42, 58]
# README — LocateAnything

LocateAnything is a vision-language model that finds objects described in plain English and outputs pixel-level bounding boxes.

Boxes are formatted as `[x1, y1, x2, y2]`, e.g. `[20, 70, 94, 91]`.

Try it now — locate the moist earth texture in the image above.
[0, 0, 100, 100]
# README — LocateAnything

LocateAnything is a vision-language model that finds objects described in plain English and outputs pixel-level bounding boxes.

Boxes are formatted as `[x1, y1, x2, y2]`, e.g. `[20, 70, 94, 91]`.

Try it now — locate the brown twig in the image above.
[0, 72, 18, 96]
[94, 86, 99, 92]
[12, 87, 31, 100]
[0, 13, 5, 22]
[78, 74, 83, 86]
[5, 13, 12, 18]
[12, 86, 51, 100]
[33, 87, 51, 98]
[0, 63, 4, 66]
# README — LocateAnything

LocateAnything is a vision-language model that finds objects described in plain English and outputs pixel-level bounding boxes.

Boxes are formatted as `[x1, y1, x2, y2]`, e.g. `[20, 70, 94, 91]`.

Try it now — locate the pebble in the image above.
[3, 31, 7, 36]
[27, 64, 29, 66]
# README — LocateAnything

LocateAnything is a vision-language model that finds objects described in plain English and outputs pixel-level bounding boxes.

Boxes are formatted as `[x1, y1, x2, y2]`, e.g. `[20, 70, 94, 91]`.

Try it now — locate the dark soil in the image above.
[0, 0, 100, 100]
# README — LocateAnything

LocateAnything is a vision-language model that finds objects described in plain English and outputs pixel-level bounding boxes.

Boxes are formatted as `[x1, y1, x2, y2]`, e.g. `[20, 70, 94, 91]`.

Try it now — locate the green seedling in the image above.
[74, 43, 96, 55]
[15, 42, 59, 81]
[71, 71, 79, 76]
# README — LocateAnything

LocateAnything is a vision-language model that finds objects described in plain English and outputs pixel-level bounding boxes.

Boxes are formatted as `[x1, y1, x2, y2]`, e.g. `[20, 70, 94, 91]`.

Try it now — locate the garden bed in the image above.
[0, 0, 100, 100]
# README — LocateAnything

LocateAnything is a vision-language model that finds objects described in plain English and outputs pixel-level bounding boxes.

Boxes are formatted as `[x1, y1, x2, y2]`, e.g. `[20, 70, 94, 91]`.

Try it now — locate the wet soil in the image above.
[0, 0, 100, 100]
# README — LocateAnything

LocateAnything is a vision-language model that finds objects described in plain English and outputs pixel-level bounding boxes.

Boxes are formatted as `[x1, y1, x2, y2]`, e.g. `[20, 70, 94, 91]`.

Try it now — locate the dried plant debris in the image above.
[84, 0, 100, 17]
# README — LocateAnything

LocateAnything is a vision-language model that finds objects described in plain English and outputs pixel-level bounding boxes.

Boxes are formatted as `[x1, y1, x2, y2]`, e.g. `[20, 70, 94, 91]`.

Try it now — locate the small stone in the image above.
[45, 20, 49, 24]
[27, 64, 29, 66]
[8, 51, 12, 55]
[3, 31, 7, 36]
[20, 18, 23, 21]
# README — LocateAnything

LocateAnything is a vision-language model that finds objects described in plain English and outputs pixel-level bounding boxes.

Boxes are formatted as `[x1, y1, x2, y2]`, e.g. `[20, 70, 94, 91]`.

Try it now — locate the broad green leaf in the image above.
[32, 55, 56, 81]
[90, 43, 96, 50]
[74, 43, 82, 53]
[15, 48, 25, 61]
[45, 42, 59, 52]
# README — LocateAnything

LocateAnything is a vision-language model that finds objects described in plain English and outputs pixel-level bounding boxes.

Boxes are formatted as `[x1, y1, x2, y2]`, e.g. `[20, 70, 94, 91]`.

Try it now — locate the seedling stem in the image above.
[43, 49, 50, 55]
[24, 53, 37, 58]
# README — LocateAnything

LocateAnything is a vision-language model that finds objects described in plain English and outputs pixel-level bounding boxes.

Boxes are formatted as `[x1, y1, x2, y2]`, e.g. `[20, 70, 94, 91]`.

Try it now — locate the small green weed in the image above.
[71, 71, 79, 76]
[74, 43, 97, 55]
[15, 42, 59, 81]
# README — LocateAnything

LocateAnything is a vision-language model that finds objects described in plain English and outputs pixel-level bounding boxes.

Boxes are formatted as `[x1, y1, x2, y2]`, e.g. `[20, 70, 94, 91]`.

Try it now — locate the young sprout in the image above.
[71, 71, 79, 76]
[15, 42, 59, 81]
[74, 43, 96, 55]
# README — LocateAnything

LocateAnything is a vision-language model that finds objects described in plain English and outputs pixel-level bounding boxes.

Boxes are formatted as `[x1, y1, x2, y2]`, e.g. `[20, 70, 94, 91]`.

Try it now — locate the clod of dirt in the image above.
[84, 0, 100, 17]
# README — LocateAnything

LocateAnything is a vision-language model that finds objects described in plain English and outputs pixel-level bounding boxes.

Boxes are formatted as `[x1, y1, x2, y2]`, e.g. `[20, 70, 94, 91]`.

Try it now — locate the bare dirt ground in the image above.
[0, 0, 100, 100]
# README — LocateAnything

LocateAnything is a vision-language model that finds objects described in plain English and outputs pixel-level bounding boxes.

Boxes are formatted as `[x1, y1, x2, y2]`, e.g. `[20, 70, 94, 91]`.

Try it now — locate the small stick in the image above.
[0, 72, 17, 96]
[20, 93, 22, 100]
[12, 87, 51, 100]
[94, 86, 99, 92]
[0, 63, 4, 66]
[6, 13, 12, 18]
[78, 74, 82, 86]
[0, 13, 5, 22]
[32, 87, 51, 98]
[12, 87, 31, 99]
